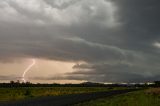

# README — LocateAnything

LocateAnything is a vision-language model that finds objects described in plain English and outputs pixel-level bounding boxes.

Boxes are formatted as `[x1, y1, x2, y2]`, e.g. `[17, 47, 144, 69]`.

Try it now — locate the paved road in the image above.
[0, 89, 138, 106]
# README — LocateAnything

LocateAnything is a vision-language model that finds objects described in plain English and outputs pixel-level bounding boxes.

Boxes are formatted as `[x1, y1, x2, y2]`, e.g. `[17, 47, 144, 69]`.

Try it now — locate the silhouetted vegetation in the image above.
[154, 81, 160, 87]
[0, 81, 131, 88]
[0, 81, 154, 88]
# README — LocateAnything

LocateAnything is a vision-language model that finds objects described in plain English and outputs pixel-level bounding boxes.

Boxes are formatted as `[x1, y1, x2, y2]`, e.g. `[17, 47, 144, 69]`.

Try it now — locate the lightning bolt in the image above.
[22, 59, 36, 82]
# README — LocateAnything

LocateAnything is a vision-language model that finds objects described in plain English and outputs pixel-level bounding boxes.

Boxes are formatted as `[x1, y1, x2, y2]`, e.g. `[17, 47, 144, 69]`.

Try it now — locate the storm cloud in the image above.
[0, 0, 160, 82]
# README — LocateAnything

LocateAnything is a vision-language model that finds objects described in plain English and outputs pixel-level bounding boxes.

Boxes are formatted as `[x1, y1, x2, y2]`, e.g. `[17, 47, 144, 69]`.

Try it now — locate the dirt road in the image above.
[0, 89, 138, 106]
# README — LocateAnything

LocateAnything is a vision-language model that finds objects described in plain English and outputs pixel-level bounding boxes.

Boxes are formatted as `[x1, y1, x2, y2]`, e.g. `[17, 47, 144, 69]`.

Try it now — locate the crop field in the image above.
[75, 88, 160, 106]
[0, 87, 126, 102]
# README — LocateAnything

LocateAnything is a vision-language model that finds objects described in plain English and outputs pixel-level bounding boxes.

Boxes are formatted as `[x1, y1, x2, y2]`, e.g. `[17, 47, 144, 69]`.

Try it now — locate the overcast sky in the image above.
[0, 0, 160, 83]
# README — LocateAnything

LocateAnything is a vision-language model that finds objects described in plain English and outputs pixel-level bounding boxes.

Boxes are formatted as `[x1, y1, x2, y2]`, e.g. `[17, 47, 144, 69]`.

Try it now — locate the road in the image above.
[0, 89, 138, 106]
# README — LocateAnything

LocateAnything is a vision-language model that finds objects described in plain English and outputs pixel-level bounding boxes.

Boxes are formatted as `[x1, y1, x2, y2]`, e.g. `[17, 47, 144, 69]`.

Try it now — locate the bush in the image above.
[24, 89, 32, 97]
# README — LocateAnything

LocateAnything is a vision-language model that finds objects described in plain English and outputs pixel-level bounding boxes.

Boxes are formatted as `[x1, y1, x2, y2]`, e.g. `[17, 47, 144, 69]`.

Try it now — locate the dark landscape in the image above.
[0, 81, 160, 106]
[0, 88, 138, 106]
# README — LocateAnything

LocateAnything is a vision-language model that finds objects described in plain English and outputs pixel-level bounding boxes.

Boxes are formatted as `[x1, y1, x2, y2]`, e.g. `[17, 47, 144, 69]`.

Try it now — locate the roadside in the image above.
[75, 88, 160, 106]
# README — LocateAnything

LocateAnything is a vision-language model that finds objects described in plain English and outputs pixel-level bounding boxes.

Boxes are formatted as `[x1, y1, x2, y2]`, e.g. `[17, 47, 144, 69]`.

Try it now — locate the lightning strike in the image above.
[22, 59, 36, 82]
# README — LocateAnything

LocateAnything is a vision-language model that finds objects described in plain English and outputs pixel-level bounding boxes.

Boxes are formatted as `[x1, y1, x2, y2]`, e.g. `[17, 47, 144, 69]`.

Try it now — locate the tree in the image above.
[10, 80, 15, 84]
[154, 81, 160, 87]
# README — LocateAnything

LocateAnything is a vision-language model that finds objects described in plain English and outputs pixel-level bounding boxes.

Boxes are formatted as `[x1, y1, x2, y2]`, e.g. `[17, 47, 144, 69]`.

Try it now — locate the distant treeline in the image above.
[0, 81, 124, 87]
[0, 81, 160, 88]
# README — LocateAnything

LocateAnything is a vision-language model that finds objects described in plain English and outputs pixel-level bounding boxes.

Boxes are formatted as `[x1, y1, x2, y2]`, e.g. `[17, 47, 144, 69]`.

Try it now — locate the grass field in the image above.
[0, 87, 126, 102]
[75, 88, 160, 106]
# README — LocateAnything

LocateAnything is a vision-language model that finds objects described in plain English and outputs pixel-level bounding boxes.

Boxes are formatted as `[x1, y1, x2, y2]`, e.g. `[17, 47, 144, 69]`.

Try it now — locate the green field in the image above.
[75, 88, 160, 106]
[0, 87, 126, 102]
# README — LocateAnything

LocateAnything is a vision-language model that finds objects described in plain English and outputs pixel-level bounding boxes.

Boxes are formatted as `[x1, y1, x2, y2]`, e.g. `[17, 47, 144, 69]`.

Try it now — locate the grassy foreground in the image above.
[75, 88, 160, 106]
[0, 87, 125, 102]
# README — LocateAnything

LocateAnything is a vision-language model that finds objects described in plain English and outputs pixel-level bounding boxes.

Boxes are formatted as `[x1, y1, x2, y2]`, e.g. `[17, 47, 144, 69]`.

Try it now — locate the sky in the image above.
[0, 0, 160, 83]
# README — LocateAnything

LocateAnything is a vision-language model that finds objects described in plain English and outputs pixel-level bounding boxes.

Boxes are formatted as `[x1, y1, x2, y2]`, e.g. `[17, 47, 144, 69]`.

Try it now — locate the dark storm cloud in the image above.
[111, 0, 160, 51]
[0, 0, 160, 82]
